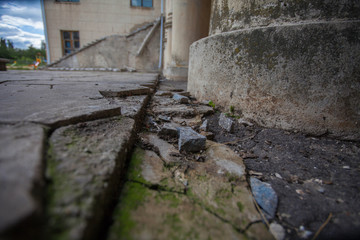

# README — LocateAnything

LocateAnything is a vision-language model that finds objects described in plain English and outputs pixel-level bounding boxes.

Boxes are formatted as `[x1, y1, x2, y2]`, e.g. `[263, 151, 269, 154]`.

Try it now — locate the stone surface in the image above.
[219, 113, 235, 133]
[189, 21, 360, 140]
[199, 119, 209, 131]
[47, 117, 135, 240]
[200, 131, 215, 140]
[158, 123, 179, 139]
[108, 140, 272, 240]
[178, 127, 206, 152]
[172, 93, 189, 104]
[209, 0, 360, 34]
[0, 71, 158, 127]
[0, 123, 46, 233]
[140, 133, 182, 165]
[250, 177, 278, 219]
[270, 222, 286, 240]
[155, 90, 173, 97]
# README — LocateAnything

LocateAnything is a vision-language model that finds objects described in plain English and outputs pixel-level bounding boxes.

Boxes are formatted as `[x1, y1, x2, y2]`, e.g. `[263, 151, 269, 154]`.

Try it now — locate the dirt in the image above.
[205, 112, 360, 240]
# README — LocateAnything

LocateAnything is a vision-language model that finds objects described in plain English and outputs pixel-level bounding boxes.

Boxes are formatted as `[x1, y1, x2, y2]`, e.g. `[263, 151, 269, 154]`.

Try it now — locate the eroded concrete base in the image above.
[188, 21, 360, 140]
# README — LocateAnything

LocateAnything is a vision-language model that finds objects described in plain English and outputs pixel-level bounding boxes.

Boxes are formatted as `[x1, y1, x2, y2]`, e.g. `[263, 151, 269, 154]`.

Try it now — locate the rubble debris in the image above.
[200, 131, 214, 140]
[99, 87, 150, 98]
[140, 133, 182, 165]
[121, 66, 136, 72]
[178, 127, 206, 152]
[172, 93, 189, 104]
[250, 177, 278, 219]
[219, 113, 235, 132]
[158, 123, 178, 139]
[238, 118, 254, 127]
[270, 222, 285, 240]
[155, 91, 173, 97]
[199, 119, 209, 132]
[158, 115, 171, 122]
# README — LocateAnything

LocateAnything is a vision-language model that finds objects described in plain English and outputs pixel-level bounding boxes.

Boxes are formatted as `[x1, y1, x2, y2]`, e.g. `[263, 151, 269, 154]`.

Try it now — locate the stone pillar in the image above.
[163, 0, 211, 80]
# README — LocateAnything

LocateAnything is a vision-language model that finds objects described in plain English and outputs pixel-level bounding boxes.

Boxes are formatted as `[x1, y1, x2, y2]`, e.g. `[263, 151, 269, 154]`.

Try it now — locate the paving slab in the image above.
[0, 123, 46, 233]
[0, 70, 158, 127]
[0, 70, 158, 238]
[47, 116, 135, 240]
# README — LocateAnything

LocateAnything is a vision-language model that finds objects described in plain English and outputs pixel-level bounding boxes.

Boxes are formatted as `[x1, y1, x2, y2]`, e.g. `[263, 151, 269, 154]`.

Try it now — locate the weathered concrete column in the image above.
[163, 0, 211, 80]
[188, 0, 360, 140]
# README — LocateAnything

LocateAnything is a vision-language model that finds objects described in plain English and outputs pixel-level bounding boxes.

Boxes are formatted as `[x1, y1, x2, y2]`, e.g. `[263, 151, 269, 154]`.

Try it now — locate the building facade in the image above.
[42, 0, 162, 63]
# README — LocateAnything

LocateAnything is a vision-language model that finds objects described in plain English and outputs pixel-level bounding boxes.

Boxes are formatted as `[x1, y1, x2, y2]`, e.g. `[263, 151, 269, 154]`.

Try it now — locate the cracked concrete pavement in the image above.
[0, 70, 273, 240]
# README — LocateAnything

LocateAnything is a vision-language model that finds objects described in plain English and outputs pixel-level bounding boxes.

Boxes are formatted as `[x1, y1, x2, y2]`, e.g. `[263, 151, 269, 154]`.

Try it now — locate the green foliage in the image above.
[230, 105, 235, 114]
[208, 100, 216, 109]
[0, 37, 46, 65]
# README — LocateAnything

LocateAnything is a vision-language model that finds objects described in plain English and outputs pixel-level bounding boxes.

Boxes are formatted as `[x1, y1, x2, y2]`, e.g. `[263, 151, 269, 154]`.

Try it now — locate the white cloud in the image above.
[1, 2, 42, 22]
[1, 15, 43, 30]
[0, 22, 44, 49]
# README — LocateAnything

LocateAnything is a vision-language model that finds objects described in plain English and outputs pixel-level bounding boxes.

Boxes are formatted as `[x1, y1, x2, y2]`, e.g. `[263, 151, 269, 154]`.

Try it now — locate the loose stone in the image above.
[173, 93, 189, 104]
[219, 113, 234, 132]
[158, 123, 178, 139]
[250, 177, 278, 218]
[199, 119, 209, 132]
[158, 115, 171, 122]
[200, 131, 214, 140]
[178, 127, 206, 152]
[270, 222, 285, 240]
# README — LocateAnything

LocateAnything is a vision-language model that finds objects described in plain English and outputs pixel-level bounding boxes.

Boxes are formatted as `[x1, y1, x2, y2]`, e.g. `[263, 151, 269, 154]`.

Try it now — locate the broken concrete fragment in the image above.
[199, 119, 209, 131]
[219, 113, 234, 132]
[158, 115, 171, 122]
[178, 127, 206, 152]
[0, 123, 46, 234]
[121, 66, 136, 72]
[194, 105, 214, 116]
[158, 123, 179, 139]
[155, 91, 173, 97]
[270, 222, 285, 240]
[47, 117, 135, 240]
[178, 91, 191, 97]
[141, 149, 171, 185]
[140, 133, 182, 165]
[200, 131, 214, 140]
[205, 141, 246, 179]
[250, 177, 278, 219]
[99, 86, 150, 98]
[173, 115, 202, 127]
[238, 118, 254, 127]
[153, 105, 195, 117]
[173, 93, 189, 104]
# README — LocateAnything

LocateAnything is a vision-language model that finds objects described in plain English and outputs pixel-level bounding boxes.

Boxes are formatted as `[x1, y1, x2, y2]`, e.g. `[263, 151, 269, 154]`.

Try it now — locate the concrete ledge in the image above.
[188, 20, 360, 140]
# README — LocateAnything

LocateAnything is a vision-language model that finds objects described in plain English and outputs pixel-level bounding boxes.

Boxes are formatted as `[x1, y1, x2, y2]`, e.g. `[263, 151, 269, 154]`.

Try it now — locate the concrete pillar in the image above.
[163, 0, 211, 80]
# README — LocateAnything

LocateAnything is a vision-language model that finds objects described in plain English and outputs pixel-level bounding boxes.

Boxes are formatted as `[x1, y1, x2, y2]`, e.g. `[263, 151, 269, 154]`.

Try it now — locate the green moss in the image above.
[45, 143, 73, 240]
[127, 147, 148, 184]
[208, 100, 216, 109]
[111, 182, 149, 240]
[156, 192, 181, 208]
[237, 202, 244, 212]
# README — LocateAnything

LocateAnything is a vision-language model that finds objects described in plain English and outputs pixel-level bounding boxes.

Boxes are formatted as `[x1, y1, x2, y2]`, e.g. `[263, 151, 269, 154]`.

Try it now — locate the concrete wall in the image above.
[51, 25, 160, 72]
[188, 0, 360, 140]
[44, 0, 161, 63]
[209, 0, 360, 35]
[162, 0, 211, 80]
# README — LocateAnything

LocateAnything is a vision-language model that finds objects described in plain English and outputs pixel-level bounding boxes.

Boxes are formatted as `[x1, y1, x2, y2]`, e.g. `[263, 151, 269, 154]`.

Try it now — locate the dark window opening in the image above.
[131, 0, 153, 8]
[61, 31, 80, 56]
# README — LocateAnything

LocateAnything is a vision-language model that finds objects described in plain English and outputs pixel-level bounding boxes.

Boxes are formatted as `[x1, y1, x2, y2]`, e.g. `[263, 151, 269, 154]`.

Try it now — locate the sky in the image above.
[0, 0, 44, 49]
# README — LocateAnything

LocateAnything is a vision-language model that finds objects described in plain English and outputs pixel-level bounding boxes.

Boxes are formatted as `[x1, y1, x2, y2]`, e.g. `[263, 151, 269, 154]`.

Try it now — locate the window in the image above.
[61, 31, 80, 55]
[131, 0, 152, 8]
